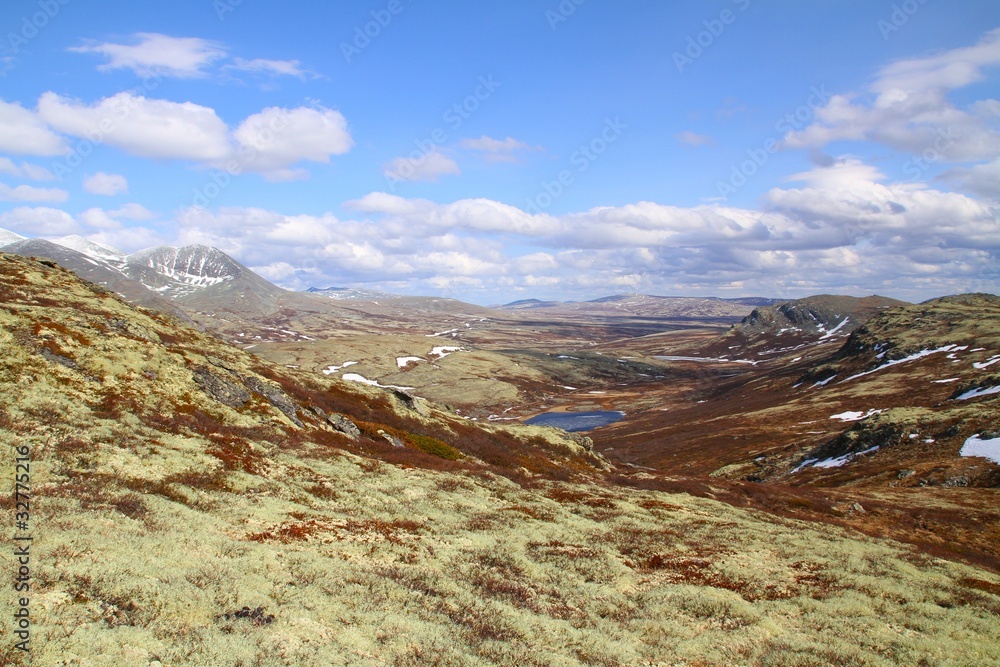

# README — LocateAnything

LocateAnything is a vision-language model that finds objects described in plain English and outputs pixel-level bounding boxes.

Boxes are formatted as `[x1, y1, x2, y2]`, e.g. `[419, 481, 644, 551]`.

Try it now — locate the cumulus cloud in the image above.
[0, 158, 54, 181]
[782, 28, 1000, 162]
[383, 150, 461, 183]
[39, 92, 233, 161]
[233, 106, 353, 179]
[942, 159, 1000, 199]
[164, 154, 997, 302]
[0, 100, 67, 156]
[28, 92, 353, 178]
[69, 33, 226, 78]
[79, 203, 156, 230]
[0, 206, 79, 235]
[83, 172, 128, 196]
[0, 183, 68, 203]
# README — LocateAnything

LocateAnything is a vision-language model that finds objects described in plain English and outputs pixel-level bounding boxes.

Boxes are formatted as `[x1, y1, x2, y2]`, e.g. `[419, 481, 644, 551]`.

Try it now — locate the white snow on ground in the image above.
[794, 446, 880, 472]
[955, 385, 1000, 401]
[427, 328, 459, 337]
[429, 346, 462, 359]
[342, 373, 379, 386]
[342, 373, 414, 391]
[960, 434, 1000, 464]
[562, 386, 578, 390]
[396, 356, 423, 368]
[814, 446, 880, 469]
[830, 409, 882, 422]
[842, 344, 962, 383]
[974, 355, 1000, 370]
[813, 375, 837, 387]
[933, 378, 960, 384]
[322, 361, 358, 375]
[819, 317, 850, 340]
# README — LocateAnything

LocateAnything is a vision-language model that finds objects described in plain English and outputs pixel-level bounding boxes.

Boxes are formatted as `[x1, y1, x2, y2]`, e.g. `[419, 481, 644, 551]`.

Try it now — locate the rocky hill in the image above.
[699, 294, 909, 359]
[2, 252, 999, 666]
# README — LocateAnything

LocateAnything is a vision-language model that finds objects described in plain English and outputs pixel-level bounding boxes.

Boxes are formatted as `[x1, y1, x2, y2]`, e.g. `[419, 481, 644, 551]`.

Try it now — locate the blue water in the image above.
[524, 410, 625, 432]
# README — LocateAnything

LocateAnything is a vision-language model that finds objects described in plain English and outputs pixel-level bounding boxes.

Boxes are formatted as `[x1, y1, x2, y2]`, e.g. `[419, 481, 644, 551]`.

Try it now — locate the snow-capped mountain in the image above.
[0, 227, 26, 247]
[124, 245, 244, 297]
[49, 235, 127, 265]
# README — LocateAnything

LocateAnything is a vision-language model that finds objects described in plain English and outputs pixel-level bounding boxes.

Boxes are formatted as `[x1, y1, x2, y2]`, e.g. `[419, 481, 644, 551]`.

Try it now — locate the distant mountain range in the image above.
[0, 230, 781, 322]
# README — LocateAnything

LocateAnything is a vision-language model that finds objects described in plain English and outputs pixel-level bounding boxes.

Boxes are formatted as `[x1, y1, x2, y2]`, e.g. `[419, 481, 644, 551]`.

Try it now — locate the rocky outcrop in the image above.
[192, 367, 251, 408]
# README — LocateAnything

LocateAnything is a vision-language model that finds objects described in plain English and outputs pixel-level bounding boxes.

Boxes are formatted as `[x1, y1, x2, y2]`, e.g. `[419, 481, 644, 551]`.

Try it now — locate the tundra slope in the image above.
[2, 253, 999, 666]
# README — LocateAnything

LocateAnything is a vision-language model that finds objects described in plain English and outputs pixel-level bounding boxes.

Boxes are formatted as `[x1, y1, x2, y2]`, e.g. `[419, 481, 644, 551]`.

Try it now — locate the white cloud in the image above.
[0, 158, 54, 181]
[0, 183, 68, 203]
[226, 58, 309, 79]
[0, 100, 66, 156]
[383, 150, 460, 183]
[79, 203, 155, 230]
[676, 131, 714, 147]
[782, 29, 1000, 162]
[83, 172, 128, 196]
[38, 91, 233, 161]
[460, 135, 534, 162]
[7, 91, 352, 180]
[943, 159, 1000, 199]
[170, 153, 997, 302]
[233, 106, 353, 178]
[70, 33, 226, 78]
[0, 207, 79, 235]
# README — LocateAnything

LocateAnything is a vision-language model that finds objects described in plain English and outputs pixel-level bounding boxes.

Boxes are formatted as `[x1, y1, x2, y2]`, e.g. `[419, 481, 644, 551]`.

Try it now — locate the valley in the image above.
[1, 237, 998, 665]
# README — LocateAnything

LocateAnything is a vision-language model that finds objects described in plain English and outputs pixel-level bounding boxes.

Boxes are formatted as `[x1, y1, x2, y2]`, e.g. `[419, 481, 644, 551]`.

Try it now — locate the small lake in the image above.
[524, 410, 625, 432]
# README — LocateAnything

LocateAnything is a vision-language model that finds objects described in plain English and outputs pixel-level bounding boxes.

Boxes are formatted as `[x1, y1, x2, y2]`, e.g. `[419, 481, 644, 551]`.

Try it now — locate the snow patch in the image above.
[842, 344, 962, 383]
[396, 356, 423, 369]
[322, 361, 358, 375]
[829, 409, 882, 422]
[973, 355, 1000, 370]
[819, 317, 850, 340]
[429, 346, 461, 359]
[960, 434, 1000, 464]
[955, 385, 1000, 401]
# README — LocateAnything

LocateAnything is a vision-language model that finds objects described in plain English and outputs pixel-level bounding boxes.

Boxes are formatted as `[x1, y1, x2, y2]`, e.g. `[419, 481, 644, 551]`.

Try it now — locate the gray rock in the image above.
[192, 367, 250, 408]
[41, 347, 78, 370]
[378, 429, 405, 448]
[327, 413, 361, 439]
[242, 375, 303, 427]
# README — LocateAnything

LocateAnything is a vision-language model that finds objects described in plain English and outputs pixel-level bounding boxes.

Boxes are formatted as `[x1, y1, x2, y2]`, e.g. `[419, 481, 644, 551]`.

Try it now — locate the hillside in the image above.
[698, 294, 909, 359]
[2, 253, 999, 665]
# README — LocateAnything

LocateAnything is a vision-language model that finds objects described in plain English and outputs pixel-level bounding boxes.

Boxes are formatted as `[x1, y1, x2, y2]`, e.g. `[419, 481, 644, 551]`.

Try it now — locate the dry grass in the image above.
[1, 253, 999, 666]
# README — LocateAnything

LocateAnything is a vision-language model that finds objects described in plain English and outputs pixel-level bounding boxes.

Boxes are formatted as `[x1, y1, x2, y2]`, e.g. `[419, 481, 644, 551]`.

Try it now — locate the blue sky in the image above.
[1, 0, 998, 304]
